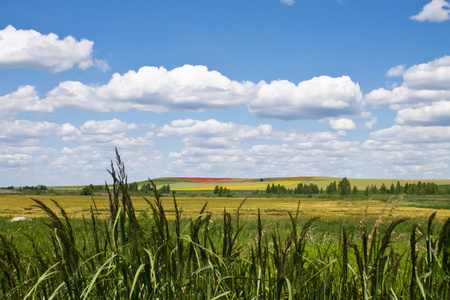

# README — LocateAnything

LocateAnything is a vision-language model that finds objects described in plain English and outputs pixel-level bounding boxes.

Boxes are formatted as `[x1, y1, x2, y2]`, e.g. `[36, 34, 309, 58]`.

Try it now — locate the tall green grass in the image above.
[1, 151, 449, 299]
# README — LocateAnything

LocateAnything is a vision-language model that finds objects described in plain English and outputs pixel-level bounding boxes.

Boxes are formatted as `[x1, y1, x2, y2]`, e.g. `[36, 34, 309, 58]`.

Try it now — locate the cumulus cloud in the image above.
[157, 118, 372, 179]
[3, 64, 366, 121]
[387, 65, 405, 77]
[402, 55, 450, 90]
[410, 0, 450, 23]
[370, 125, 450, 143]
[0, 153, 34, 167]
[0, 86, 53, 119]
[80, 119, 138, 134]
[44, 65, 257, 112]
[158, 119, 273, 143]
[395, 101, 450, 126]
[249, 76, 363, 120]
[62, 119, 146, 144]
[0, 120, 65, 140]
[0, 25, 97, 72]
[0, 118, 142, 148]
[365, 55, 450, 109]
[0, 123, 158, 185]
[329, 118, 357, 131]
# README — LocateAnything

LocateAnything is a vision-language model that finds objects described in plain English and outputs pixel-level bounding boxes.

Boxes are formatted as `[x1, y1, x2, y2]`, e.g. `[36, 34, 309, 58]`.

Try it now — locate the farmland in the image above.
[1, 156, 450, 299]
[136, 176, 450, 191]
[2, 184, 450, 299]
[1, 194, 450, 222]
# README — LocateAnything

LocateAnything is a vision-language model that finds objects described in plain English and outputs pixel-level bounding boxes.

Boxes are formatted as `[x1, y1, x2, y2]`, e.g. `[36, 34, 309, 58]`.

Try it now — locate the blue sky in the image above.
[1, 0, 450, 186]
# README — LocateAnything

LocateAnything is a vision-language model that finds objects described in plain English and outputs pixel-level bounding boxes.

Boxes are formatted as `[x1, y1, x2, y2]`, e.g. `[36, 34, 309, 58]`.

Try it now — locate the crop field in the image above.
[137, 176, 450, 191]
[1, 194, 450, 222]
[1, 156, 450, 299]
[2, 187, 450, 298]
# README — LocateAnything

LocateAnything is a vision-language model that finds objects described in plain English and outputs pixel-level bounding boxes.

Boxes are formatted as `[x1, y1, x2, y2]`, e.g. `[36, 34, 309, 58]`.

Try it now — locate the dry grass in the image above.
[2, 194, 449, 221]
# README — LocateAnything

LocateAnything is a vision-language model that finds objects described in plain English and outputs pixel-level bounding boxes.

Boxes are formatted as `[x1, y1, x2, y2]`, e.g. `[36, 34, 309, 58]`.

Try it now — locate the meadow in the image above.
[1, 153, 450, 299]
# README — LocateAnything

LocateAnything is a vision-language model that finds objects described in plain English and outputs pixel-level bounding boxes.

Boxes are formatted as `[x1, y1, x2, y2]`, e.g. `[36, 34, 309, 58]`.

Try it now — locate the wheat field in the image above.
[2, 194, 449, 222]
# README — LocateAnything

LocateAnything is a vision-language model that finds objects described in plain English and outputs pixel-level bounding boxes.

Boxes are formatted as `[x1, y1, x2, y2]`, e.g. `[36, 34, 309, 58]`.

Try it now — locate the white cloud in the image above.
[0, 128, 158, 185]
[0, 120, 62, 140]
[0, 153, 34, 166]
[0, 25, 96, 72]
[158, 119, 273, 143]
[402, 55, 450, 90]
[80, 118, 138, 134]
[249, 76, 363, 120]
[45, 65, 257, 112]
[281, 0, 295, 5]
[364, 55, 450, 109]
[0, 86, 53, 119]
[94, 59, 110, 72]
[395, 100, 450, 125]
[0, 118, 143, 148]
[364, 117, 378, 130]
[3, 65, 365, 121]
[58, 123, 79, 136]
[365, 86, 450, 109]
[370, 125, 450, 143]
[410, 0, 450, 23]
[329, 118, 357, 131]
[157, 118, 372, 179]
[387, 65, 405, 77]
[62, 119, 148, 145]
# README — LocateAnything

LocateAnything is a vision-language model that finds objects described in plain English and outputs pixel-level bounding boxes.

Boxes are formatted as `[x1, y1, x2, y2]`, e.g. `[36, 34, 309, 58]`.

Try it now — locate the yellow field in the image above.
[143, 177, 450, 191]
[1, 194, 449, 222]
[173, 180, 305, 191]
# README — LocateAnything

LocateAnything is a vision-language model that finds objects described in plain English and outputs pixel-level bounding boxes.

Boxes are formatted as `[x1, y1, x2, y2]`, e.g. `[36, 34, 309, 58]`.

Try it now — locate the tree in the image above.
[379, 183, 387, 194]
[326, 181, 337, 194]
[128, 182, 139, 191]
[214, 185, 219, 194]
[337, 177, 351, 195]
[266, 184, 271, 194]
[141, 183, 152, 194]
[159, 185, 170, 194]
[352, 185, 358, 195]
[394, 181, 402, 194]
[80, 186, 93, 195]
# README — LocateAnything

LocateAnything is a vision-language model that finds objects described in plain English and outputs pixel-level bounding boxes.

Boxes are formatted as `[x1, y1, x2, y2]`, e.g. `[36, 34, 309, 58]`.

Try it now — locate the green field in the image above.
[2, 156, 450, 299]
[1, 186, 450, 299]
[133, 176, 450, 191]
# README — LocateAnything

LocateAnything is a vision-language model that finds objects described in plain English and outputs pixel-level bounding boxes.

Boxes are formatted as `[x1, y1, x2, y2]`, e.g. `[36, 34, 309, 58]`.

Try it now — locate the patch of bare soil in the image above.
[0, 189, 20, 194]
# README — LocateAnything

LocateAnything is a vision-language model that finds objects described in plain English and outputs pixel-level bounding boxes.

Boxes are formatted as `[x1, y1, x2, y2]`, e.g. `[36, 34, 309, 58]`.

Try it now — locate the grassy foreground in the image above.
[1, 153, 450, 299]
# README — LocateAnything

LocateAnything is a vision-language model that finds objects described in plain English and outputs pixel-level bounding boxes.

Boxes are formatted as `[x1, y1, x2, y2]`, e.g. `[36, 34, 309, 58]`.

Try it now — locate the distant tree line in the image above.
[264, 183, 320, 195]
[263, 177, 450, 196]
[80, 182, 171, 195]
[1, 186, 15, 190]
[80, 184, 104, 195]
[324, 178, 359, 195]
[20, 185, 48, 191]
[214, 186, 232, 197]
[363, 181, 449, 196]
[136, 183, 171, 194]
